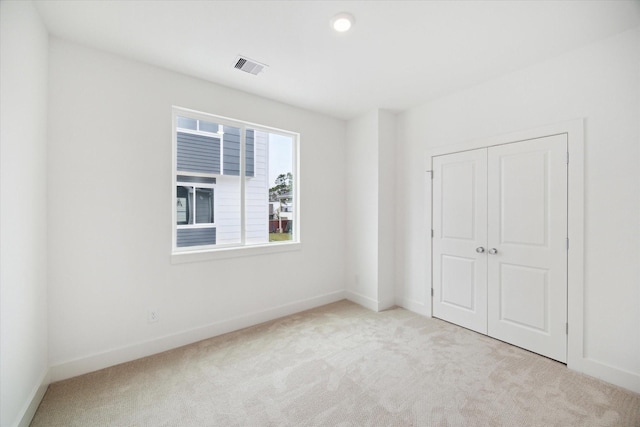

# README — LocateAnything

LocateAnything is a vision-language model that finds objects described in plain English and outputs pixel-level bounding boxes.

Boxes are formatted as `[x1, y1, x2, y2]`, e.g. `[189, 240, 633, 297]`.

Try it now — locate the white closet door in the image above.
[432, 149, 488, 334]
[487, 134, 568, 362]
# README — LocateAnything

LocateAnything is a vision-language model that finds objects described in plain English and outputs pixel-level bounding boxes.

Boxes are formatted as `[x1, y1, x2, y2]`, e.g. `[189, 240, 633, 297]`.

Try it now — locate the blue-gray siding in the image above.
[176, 175, 216, 184]
[177, 132, 220, 174]
[246, 129, 255, 177]
[178, 127, 254, 177]
[177, 227, 216, 247]
[223, 126, 240, 176]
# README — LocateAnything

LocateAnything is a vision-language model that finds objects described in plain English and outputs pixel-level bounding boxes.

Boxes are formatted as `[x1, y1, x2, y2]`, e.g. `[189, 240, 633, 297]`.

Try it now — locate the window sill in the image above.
[171, 241, 302, 264]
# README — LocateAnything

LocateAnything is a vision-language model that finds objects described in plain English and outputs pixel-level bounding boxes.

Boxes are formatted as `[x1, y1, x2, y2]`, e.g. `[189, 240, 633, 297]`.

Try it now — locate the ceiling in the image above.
[34, 1, 640, 120]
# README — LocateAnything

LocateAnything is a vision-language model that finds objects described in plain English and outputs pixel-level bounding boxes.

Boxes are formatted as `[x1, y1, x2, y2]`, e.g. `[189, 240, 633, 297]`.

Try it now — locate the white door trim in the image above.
[425, 118, 584, 372]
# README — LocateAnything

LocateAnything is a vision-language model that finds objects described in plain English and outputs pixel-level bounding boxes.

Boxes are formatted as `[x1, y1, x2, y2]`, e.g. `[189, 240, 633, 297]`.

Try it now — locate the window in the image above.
[172, 107, 298, 254]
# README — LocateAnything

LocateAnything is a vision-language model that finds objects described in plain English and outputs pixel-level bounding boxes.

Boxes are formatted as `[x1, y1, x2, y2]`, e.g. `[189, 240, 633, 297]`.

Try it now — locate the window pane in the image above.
[199, 120, 219, 133]
[268, 134, 294, 242]
[176, 186, 194, 225]
[177, 116, 197, 130]
[195, 188, 214, 224]
[244, 130, 294, 244]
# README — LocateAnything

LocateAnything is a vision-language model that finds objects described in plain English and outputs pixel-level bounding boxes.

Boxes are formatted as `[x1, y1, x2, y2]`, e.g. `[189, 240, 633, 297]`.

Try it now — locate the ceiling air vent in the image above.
[233, 56, 268, 75]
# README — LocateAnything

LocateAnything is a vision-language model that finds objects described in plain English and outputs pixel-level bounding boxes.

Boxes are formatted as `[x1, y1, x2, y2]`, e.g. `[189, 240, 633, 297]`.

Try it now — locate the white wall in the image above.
[0, 2, 50, 426]
[346, 111, 379, 309]
[47, 38, 346, 380]
[345, 109, 396, 311]
[377, 110, 396, 310]
[396, 28, 640, 391]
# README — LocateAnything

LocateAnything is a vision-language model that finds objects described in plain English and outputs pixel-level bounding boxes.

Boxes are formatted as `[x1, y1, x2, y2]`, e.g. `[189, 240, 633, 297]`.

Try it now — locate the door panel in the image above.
[500, 150, 548, 246]
[487, 134, 568, 362]
[441, 255, 476, 310]
[498, 263, 548, 332]
[433, 149, 488, 334]
[441, 161, 477, 240]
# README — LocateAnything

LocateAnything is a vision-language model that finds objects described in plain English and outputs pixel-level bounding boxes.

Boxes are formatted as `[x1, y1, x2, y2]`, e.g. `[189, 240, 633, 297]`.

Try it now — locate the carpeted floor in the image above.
[31, 300, 640, 426]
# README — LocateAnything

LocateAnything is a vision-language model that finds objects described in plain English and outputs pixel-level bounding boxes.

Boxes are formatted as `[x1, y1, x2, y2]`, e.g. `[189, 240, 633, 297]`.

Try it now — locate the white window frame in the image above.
[171, 106, 301, 263]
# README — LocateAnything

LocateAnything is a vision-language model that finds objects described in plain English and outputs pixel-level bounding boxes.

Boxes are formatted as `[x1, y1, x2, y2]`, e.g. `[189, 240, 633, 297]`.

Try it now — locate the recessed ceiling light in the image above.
[331, 12, 354, 33]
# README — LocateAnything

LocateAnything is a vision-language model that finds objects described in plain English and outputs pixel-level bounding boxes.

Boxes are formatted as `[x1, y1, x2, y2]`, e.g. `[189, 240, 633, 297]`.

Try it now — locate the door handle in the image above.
[476, 247, 485, 253]
[489, 248, 498, 255]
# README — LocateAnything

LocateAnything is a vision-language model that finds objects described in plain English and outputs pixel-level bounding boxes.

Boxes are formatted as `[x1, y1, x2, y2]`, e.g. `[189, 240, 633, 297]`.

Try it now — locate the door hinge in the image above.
[431, 288, 434, 297]
[566, 238, 569, 250]
[566, 152, 569, 164]
[566, 323, 568, 335]
[427, 170, 433, 179]
[431, 229, 434, 238]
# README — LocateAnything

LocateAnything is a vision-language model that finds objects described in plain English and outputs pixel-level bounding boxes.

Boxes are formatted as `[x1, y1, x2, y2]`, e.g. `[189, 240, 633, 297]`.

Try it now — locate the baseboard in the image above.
[15, 368, 49, 427]
[396, 296, 430, 317]
[345, 290, 380, 312]
[580, 357, 640, 394]
[50, 290, 346, 382]
[377, 298, 395, 312]
[345, 292, 437, 317]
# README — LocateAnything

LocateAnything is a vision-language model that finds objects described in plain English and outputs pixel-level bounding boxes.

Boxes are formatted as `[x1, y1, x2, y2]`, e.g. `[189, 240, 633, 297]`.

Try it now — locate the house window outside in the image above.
[172, 107, 298, 253]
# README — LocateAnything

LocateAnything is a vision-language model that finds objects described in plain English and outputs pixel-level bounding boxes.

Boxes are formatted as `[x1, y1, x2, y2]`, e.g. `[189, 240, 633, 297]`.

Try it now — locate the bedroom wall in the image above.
[395, 27, 640, 392]
[345, 109, 396, 311]
[0, 2, 50, 426]
[377, 110, 396, 310]
[47, 38, 347, 380]
[346, 111, 379, 308]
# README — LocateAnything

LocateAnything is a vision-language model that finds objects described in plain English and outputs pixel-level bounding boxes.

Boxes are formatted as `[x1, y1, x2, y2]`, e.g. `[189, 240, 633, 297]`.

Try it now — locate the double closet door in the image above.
[432, 135, 568, 363]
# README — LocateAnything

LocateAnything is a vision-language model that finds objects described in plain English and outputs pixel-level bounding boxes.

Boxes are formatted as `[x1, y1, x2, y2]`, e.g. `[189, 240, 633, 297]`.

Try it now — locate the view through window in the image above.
[173, 109, 297, 252]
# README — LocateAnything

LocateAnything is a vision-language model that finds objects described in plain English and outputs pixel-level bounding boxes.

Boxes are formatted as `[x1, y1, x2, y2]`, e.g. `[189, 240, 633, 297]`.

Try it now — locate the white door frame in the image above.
[425, 119, 584, 372]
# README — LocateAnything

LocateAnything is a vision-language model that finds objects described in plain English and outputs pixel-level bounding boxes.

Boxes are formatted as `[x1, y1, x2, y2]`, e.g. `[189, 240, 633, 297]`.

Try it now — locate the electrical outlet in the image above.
[148, 310, 159, 323]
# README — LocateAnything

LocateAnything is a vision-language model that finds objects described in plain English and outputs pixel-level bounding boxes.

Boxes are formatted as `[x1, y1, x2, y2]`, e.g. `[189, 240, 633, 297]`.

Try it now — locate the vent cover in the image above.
[234, 56, 268, 75]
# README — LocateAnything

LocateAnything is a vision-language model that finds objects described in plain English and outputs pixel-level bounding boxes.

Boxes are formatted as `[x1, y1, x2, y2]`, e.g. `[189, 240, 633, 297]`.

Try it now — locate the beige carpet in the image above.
[31, 300, 640, 426]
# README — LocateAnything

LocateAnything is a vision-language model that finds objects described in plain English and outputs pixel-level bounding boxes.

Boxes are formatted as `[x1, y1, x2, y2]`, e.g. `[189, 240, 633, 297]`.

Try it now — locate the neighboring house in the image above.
[176, 118, 269, 247]
[276, 193, 293, 220]
[268, 201, 279, 220]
